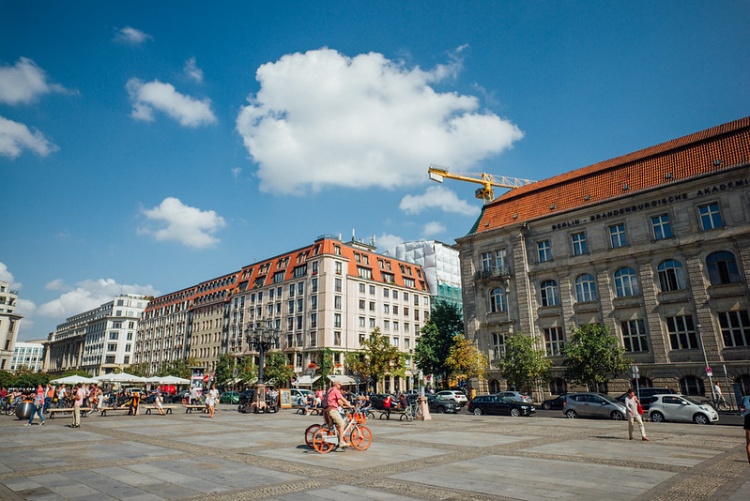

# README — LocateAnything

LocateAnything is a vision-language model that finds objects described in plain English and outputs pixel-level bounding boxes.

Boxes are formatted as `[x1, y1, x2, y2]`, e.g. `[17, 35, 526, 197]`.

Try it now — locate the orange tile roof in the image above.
[472, 116, 750, 233]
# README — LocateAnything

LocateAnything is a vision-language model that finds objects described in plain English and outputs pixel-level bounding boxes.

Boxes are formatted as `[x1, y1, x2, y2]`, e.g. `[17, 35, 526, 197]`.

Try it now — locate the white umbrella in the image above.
[94, 372, 146, 384]
[50, 374, 97, 385]
[158, 375, 190, 385]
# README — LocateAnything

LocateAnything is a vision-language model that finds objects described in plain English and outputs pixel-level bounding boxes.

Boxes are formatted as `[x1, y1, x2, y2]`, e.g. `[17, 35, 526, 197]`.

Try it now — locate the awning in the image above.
[294, 375, 321, 386]
[327, 375, 356, 386]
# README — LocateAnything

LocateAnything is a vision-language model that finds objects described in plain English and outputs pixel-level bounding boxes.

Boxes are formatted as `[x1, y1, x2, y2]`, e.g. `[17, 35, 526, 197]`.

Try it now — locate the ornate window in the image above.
[575, 274, 597, 302]
[614, 267, 639, 297]
[657, 259, 686, 291]
[489, 287, 507, 313]
[540, 280, 560, 306]
[706, 251, 741, 285]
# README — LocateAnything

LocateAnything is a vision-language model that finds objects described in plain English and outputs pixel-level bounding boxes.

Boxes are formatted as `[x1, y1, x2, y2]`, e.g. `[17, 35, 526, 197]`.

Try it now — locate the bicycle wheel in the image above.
[349, 425, 373, 450]
[305, 424, 322, 448]
[312, 428, 336, 454]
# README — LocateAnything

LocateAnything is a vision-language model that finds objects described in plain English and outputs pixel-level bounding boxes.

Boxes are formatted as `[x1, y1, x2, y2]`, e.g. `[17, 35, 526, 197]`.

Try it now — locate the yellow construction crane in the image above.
[427, 164, 536, 203]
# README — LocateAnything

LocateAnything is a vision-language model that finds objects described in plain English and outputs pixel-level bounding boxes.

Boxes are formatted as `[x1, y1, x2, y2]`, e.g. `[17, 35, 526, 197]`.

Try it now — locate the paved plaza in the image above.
[1, 405, 748, 501]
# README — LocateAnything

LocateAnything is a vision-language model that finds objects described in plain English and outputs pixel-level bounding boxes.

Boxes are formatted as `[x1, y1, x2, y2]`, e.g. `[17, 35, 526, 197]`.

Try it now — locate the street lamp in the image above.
[245, 318, 280, 412]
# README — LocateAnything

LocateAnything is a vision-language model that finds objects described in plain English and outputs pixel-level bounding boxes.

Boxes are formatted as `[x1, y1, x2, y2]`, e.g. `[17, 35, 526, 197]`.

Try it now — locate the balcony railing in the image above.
[474, 266, 512, 282]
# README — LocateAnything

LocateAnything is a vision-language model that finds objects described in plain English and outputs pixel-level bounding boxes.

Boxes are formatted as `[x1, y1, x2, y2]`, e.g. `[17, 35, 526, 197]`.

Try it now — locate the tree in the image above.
[445, 334, 488, 383]
[414, 300, 463, 381]
[125, 363, 150, 377]
[236, 356, 257, 386]
[263, 351, 295, 387]
[356, 328, 404, 392]
[158, 357, 200, 379]
[498, 334, 552, 394]
[214, 354, 236, 388]
[562, 324, 632, 390]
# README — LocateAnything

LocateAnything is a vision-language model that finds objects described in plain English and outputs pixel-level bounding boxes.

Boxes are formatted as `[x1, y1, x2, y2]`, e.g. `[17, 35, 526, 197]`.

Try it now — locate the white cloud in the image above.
[375, 233, 405, 255]
[45, 278, 66, 291]
[138, 197, 226, 248]
[126, 78, 217, 127]
[399, 185, 480, 217]
[184, 57, 204, 83]
[423, 221, 447, 237]
[0, 262, 16, 285]
[236, 48, 523, 195]
[0, 115, 58, 158]
[36, 278, 158, 320]
[114, 26, 153, 45]
[0, 57, 68, 105]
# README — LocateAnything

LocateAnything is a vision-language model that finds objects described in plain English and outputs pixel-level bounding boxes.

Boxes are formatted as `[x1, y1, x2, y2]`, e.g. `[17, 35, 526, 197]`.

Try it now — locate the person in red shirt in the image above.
[325, 382, 351, 449]
[25, 384, 45, 426]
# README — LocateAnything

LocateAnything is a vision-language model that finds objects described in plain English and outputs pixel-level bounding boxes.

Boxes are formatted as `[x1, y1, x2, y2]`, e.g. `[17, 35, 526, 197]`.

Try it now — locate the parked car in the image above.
[468, 394, 535, 417]
[219, 391, 240, 404]
[648, 394, 719, 425]
[563, 392, 626, 420]
[291, 389, 314, 407]
[615, 387, 677, 411]
[426, 394, 459, 414]
[541, 394, 566, 410]
[436, 390, 468, 408]
[496, 391, 533, 404]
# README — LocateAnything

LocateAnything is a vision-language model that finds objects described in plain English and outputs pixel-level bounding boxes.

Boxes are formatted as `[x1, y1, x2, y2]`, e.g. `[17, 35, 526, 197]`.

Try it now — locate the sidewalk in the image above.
[1, 405, 748, 500]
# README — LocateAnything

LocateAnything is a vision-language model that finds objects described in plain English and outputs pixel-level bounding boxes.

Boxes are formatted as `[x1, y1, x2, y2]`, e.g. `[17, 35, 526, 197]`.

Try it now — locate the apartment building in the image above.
[45, 294, 148, 375]
[135, 235, 432, 392]
[0, 280, 22, 371]
[457, 117, 750, 398]
[10, 341, 45, 372]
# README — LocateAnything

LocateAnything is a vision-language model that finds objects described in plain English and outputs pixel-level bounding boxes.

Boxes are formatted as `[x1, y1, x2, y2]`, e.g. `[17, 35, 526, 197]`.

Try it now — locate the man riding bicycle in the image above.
[324, 381, 351, 449]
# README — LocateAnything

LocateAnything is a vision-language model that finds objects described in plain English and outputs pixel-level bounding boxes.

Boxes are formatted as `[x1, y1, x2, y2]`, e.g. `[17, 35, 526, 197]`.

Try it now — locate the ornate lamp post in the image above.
[245, 318, 280, 412]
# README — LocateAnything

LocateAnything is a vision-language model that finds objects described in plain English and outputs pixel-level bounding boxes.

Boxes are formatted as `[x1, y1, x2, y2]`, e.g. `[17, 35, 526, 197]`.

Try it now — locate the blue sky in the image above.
[2, 1, 749, 341]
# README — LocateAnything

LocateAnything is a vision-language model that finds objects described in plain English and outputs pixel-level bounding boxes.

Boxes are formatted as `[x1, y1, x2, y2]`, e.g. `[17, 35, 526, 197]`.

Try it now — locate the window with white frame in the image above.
[544, 327, 565, 356]
[614, 267, 639, 297]
[334, 313, 341, 328]
[540, 280, 560, 306]
[495, 249, 507, 270]
[698, 202, 724, 230]
[489, 287, 507, 313]
[538, 240, 551, 262]
[571, 232, 588, 256]
[575, 274, 597, 302]
[706, 251, 741, 285]
[621, 319, 648, 352]
[666, 315, 698, 350]
[481, 252, 493, 271]
[651, 214, 672, 240]
[719, 310, 750, 348]
[657, 259, 686, 292]
[359, 316, 365, 328]
[609, 223, 628, 248]
[334, 331, 341, 346]
[491, 332, 506, 360]
[334, 296, 341, 309]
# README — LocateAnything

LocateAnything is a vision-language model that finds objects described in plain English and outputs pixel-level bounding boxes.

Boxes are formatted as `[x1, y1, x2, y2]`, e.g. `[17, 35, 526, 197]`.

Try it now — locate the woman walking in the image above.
[625, 389, 649, 441]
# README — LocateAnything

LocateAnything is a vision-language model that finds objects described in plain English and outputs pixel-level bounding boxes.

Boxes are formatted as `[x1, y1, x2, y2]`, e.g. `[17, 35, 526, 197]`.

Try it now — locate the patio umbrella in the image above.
[157, 375, 190, 385]
[94, 372, 146, 384]
[50, 374, 97, 385]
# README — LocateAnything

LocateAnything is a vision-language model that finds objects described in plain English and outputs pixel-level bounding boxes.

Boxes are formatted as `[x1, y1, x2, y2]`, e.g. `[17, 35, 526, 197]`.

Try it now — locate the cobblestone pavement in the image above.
[1, 405, 748, 500]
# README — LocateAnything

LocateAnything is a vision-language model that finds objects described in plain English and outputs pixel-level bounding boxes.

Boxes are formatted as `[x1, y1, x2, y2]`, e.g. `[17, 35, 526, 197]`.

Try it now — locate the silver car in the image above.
[648, 394, 719, 425]
[563, 392, 626, 420]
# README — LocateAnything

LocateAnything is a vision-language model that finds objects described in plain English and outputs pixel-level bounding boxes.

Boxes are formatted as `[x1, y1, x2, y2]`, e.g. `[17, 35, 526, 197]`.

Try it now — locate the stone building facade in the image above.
[458, 117, 750, 399]
[0, 280, 22, 371]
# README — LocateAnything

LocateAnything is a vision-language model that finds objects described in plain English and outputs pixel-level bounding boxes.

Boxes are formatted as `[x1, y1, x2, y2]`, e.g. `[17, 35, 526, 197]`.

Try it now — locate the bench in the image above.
[48, 407, 92, 418]
[145, 405, 175, 415]
[295, 406, 324, 416]
[99, 406, 131, 417]
[183, 404, 207, 413]
[378, 409, 408, 420]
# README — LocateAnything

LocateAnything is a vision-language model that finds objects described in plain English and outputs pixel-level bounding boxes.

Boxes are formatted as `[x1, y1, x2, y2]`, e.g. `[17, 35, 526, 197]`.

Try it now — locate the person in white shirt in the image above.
[206, 384, 219, 418]
[624, 389, 649, 441]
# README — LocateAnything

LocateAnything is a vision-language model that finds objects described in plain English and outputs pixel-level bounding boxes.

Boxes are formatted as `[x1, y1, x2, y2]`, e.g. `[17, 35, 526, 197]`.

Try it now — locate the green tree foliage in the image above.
[445, 334, 488, 382]
[562, 323, 632, 389]
[414, 300, 463, 380]
[8, 367, 50, 388]
[0, 370, 14, 388]
[237, 356, 257, 385]
[125, 363, 151, 377]
[214, 354, 236, 388]
[356, 328, 403, 391]
[263, 351, 295, 387]
[499, 334, 551, 393]
[158, 357, 200, 379]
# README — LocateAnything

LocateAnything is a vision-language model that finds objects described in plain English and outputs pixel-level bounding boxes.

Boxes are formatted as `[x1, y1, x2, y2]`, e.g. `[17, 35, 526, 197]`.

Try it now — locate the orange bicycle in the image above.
[306, 408, 373, 454]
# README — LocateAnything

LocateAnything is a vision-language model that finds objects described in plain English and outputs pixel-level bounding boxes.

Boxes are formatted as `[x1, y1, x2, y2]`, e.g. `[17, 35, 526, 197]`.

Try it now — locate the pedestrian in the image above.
[155, 391, 165, 415]
[25, 384, 45, 426]
[44, 383, 54, 414]
[72, 383, 85, 428]
[713, 382, 726, 408]
[206, 384, 219, 418]
[130, 390, 141, 416]
[57, 384, 67, 408]
[383, 393, 394, 420]
[625, 389, 649, 441]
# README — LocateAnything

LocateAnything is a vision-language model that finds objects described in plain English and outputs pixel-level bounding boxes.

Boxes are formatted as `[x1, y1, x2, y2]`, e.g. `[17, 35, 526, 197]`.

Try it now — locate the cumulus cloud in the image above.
[138, 197, 226, 248]
[375, 233, 405, 255]
[114, 26, 153, 45]
[399, 185, 480, 216]
[184, 57, 204, 83]
[236, 48, 523, 195]
[423, 221, 447, 237]
[126, 78, 216, 127]
[0, 57, 69, 105]
[0, 115, 58, 158]
[0, 262, 16, 284]
[36, 278, 158, 320]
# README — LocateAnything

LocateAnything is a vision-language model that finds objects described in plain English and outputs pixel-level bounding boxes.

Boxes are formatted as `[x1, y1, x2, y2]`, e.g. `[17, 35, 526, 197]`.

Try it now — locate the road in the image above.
[1, 404, 748, 500]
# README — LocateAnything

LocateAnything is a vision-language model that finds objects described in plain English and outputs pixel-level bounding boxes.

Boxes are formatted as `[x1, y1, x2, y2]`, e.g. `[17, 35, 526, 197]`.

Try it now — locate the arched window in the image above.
[706, 251, 741, 285]
[540, 280, 560, 306]
[679, 375, 705, 396]
[489, 379, 501, 393]
[575, 274, 597, 302]
[657, 259, 686, 292]
[489, 287, 507, 313]
[549, 378, 567, 395]
[614, 267, 639, 297]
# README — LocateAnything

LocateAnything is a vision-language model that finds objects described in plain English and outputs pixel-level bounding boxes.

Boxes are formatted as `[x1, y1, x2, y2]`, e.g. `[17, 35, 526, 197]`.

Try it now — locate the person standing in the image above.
[44, 384, 54, 414]
[155, 391, 165, 415]
[72, 383, 85, 428]
[25, 384, 45, 427]
[206, 384, 219, 418]
[625, 389, 649, 441]
[57, 384, 67, 408]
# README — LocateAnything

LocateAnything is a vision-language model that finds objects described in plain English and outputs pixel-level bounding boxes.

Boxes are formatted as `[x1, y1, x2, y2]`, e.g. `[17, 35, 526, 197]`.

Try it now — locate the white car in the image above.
[648, 394, 719, 425]
[436, 390, 468, 407]
[291, 389, 314, 407]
